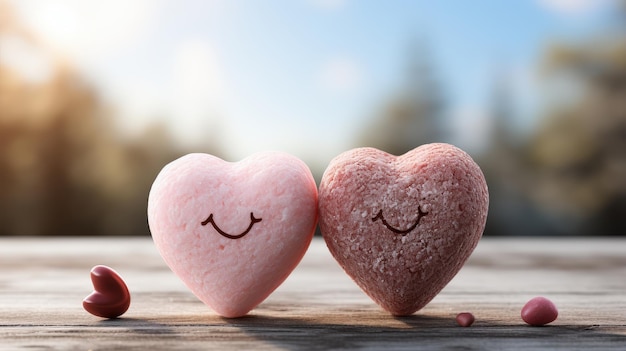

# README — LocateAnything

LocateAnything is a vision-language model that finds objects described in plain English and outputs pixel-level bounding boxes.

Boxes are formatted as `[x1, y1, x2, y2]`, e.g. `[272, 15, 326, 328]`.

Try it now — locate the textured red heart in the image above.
[319, 143, 488, 316]
[83, 265, 130, 318]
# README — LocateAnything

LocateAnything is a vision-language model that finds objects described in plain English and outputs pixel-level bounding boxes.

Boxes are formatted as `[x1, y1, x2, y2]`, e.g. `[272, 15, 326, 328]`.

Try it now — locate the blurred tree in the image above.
[0, 2, 192, 236]
[356, 39, 447, 155]
[479, 69, 554, 236]
[526, 7, 626, 235]
[0, 61, 185, 236]
[482, 70, 521, 235]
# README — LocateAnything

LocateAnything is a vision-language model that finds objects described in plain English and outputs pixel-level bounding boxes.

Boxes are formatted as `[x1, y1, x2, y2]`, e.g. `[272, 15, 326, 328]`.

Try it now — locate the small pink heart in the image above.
[319, 143, 488, 316]
[83, 265, 131, 319]
[148, 152, 318, 318]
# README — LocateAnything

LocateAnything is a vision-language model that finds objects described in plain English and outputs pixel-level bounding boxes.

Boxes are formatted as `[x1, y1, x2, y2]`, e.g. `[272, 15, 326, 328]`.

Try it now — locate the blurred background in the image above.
[0, 0, 624, 236]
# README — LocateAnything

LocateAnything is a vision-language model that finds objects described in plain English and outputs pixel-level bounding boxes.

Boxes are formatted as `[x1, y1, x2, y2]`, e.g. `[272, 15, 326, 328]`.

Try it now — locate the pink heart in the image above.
[148, 152, 318, 318]
[319, 143, 488, 316]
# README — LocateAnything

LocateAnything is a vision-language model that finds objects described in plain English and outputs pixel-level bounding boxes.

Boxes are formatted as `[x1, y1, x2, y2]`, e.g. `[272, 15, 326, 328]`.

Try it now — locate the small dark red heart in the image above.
[83, 265, 130, 318]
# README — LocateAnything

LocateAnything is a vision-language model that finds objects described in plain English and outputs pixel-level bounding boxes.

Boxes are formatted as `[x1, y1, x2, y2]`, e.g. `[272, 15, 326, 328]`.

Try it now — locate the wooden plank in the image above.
[1, 237, 626, 350]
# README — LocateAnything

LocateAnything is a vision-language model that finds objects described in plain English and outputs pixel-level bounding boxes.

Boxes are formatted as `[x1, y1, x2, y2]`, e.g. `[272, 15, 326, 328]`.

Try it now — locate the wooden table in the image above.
[1, 237, 625, 350]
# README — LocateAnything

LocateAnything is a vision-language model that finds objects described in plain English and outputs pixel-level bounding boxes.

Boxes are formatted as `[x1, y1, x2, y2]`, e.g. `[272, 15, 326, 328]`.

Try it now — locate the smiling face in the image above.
[326, 149, 434, 242]
[371, 206, 428, 236]
[201, 212, 262, 239]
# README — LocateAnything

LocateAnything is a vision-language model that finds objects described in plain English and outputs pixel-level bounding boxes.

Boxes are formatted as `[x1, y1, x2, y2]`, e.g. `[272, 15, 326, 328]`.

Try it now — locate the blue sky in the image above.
[6, 0, 617, 166]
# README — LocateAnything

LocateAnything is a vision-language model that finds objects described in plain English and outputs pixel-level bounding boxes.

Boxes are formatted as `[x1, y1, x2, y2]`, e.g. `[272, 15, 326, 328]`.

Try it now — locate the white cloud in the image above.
[537, 0, 612, 16]
[10, 0, 160, 65]
[169, 40, 227, 144]
[102, 39, 228, 146]
[318, 57, 363, 94]
[0, 35, 54, 83]
[109, 80, 167, 138]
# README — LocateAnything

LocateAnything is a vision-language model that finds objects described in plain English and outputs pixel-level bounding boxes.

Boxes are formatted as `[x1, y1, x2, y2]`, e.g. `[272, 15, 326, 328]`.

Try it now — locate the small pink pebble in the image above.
[521, 296, 558, 326]
[456, 312, 475, 327]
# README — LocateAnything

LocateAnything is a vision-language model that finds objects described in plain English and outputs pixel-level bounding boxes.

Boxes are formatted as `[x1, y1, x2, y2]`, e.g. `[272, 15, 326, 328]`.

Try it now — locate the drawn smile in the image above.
[201, 212, 262, 240]
[372, 206, 428, 236]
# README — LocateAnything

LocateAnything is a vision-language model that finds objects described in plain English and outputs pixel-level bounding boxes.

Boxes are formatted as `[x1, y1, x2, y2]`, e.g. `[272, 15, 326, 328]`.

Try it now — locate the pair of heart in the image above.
[148, 143, 489, 318]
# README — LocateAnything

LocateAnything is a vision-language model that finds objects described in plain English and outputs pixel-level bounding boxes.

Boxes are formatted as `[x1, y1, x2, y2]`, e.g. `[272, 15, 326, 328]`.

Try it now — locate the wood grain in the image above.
[1, 237, 626, 350]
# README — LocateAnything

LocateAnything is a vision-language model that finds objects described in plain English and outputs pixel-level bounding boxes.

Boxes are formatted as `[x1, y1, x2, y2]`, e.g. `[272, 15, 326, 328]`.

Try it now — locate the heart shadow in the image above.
[97, 317, 178, 335]
[224, 312, 626, 351]
[223, 312, 473, 350]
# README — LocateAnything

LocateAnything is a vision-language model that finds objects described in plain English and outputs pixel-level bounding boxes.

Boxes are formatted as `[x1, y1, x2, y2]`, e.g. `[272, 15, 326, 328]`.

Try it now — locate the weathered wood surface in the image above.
[1, 237, 626, 350]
